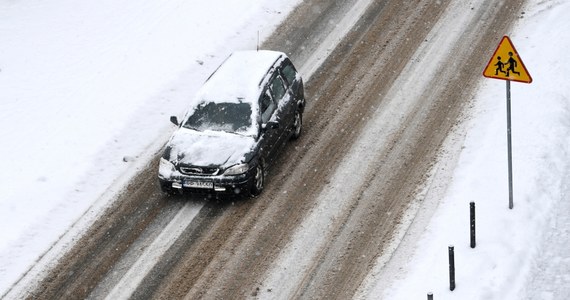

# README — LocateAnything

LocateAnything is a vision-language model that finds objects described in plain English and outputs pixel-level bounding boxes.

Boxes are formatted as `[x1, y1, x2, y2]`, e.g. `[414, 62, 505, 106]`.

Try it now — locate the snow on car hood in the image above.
[166, 128, 256, 167]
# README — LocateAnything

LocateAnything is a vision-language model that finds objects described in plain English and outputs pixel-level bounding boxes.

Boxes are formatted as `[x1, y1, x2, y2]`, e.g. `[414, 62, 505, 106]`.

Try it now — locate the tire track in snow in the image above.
[104, 201, 202, 300]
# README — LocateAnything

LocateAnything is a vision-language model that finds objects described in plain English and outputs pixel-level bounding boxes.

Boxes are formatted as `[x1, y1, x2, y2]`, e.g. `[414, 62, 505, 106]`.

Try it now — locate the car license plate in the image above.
[183, 180, 213, 189]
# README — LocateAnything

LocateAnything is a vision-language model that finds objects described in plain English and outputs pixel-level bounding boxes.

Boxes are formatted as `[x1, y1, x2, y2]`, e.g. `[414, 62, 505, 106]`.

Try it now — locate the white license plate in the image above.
[183, 180, 214, 189]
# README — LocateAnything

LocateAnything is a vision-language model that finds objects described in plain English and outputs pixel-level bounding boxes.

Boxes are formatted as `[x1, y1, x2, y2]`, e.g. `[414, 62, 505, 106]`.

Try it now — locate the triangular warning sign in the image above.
[483, 36, 532, 83]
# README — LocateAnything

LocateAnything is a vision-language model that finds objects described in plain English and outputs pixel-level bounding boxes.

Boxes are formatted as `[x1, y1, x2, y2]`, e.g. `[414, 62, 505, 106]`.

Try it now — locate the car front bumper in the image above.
[158, 169, 256, 195]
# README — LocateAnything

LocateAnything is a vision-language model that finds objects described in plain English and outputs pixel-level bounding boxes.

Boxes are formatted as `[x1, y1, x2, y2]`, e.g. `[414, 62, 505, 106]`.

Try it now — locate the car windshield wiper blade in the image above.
[228, 131, 249, 137]
[182, 124, 201, 131]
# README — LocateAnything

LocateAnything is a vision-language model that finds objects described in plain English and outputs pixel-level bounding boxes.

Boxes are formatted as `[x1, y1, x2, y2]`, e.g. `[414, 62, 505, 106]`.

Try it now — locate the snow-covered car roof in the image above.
[195, 50, 285, 106]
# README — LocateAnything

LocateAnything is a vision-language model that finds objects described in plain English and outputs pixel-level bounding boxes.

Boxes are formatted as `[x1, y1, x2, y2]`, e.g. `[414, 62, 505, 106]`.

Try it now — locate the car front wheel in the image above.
[159, 180, 178, 196]
[251, 164, 265, 196]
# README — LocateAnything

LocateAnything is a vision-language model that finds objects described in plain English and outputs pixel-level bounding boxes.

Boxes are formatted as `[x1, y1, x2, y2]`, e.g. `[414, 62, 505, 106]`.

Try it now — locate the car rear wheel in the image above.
[291, 109, 302, 140]
[251, 164, 265, 196]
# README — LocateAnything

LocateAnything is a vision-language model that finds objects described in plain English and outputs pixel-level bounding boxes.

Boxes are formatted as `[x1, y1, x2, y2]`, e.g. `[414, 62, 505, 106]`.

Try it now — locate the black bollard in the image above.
[427, 292, 434, 300]
[470, 202, 476, 248]
[449, 245, 456, 291]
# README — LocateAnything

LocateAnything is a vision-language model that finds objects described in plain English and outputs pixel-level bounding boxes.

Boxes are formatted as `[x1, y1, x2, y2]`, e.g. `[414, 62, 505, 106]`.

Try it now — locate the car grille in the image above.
[179, 166, 220, 176]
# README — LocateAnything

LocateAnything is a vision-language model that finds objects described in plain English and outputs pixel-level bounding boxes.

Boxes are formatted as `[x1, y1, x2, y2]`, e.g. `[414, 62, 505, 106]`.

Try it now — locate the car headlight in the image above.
[224, 163, 249, 175]
[159, 157, 176, 177]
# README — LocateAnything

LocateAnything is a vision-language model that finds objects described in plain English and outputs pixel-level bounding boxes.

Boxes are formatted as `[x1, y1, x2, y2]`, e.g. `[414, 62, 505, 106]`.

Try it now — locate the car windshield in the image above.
[183, 102, 253, 134]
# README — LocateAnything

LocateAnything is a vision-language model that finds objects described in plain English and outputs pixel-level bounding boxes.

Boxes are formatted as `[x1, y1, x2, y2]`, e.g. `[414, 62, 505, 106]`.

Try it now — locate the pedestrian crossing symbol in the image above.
[483, 36, 532, 83]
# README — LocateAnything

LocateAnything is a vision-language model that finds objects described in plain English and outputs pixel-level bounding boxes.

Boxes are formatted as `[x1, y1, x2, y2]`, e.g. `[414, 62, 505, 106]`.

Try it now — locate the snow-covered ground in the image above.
[0, 0, 568, 299]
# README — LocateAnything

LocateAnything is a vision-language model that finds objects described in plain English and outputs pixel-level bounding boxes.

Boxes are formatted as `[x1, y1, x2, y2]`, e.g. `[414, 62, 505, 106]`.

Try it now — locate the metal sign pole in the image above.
[506, 80, 513, 209]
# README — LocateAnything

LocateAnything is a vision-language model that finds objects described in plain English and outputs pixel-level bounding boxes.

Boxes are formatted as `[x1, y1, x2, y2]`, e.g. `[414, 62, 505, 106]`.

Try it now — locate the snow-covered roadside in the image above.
[361, 1, 570, 299]
[0, 0, 301, 294]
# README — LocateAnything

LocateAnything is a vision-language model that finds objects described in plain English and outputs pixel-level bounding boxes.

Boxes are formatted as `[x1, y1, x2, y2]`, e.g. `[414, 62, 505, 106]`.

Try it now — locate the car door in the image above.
[272, 66, 299, 140]
[268, 73, 294, 148]
[279, 61, 303, 134]
[280, 58, 304, 106]
[258, 87, 280, 166]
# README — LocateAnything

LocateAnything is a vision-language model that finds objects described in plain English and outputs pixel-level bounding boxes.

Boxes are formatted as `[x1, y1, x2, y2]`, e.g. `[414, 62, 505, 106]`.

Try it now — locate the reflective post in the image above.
[470, 202, 476, 248]
[427, 292, 434, 300]
[449, 245, 456, 291]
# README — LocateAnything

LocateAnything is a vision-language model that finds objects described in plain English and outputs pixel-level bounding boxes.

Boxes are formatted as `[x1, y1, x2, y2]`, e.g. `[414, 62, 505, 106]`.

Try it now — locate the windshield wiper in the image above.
[182, 124, 201, 131]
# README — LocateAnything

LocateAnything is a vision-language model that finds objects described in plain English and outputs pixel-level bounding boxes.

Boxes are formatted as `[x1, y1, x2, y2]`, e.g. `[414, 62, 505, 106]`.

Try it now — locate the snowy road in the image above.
[4, 0, 528, 299]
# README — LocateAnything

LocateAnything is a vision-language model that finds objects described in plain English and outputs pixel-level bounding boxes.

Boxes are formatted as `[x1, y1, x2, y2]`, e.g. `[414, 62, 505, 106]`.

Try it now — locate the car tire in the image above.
[250, 164, 265, 196]
[291, 109, 302, 140]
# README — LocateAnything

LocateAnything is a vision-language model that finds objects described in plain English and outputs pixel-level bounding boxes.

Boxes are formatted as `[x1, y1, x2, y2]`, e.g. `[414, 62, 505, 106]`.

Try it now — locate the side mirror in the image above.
[170, 116, 179, 126]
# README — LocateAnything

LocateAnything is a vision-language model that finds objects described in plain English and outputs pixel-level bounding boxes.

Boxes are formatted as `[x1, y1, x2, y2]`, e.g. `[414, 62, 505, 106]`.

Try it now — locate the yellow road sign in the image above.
[483, 36, 532, 83]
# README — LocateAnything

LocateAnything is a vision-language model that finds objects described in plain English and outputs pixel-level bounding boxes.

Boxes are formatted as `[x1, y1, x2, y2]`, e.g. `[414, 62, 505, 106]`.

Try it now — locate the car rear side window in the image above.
[281, 61, 297, 86]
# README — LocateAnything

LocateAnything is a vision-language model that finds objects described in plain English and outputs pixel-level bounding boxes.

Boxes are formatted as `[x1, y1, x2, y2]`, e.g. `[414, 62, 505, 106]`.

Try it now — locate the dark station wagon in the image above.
[158, 50, 305, 196]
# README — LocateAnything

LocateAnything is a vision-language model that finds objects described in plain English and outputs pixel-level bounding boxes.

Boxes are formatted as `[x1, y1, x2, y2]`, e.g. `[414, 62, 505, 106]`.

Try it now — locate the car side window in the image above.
[270, 75, 286, 102]
[261, 89, 275, 123]
[281, 60, 297, 86]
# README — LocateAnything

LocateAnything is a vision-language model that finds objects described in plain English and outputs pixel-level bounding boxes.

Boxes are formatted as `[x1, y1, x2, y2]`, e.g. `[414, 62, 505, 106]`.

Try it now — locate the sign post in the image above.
[483, 36, 532, 209]
[506, 80, 513, 209]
